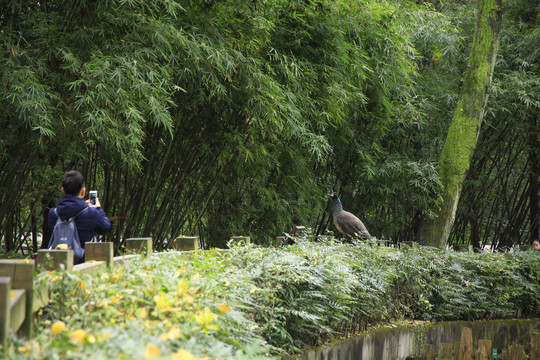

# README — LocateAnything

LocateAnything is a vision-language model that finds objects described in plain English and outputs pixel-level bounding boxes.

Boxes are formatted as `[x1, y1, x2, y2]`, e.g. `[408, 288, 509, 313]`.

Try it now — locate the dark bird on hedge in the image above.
[328, 190, 372, 240]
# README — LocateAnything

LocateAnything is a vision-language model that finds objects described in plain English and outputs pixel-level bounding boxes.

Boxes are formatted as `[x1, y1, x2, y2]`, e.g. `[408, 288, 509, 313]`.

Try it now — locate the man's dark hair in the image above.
[62, 170, 85, 195]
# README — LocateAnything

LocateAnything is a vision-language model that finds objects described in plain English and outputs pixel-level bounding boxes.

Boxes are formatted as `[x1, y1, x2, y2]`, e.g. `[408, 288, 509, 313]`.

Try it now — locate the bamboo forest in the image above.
[0, 0, 539, 359]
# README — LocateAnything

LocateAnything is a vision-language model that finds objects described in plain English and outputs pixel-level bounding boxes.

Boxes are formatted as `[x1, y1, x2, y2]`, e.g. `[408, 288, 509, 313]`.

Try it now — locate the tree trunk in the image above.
[4, 214, 14, 251]
[31, 212, 38, 254]
[41, 196, 56, 249]
[529, 119, 539, 242]
[417, 0, 502, 248]
[470, 212, 481, 251]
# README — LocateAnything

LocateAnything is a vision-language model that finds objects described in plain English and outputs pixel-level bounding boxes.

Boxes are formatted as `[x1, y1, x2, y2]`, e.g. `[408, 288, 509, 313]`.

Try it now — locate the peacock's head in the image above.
[327, 190, 340, 202]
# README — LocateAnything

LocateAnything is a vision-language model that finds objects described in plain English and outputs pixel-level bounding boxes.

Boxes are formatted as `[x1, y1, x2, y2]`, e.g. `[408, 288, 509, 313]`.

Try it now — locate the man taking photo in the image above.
[47, 170, 111, 263]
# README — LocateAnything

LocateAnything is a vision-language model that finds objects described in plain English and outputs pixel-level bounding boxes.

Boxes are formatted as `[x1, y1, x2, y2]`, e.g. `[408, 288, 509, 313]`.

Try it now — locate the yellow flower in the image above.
[79, 281, 86, 290]
[217, 304, 231, 314]
[194, 307, 218, 333]
[177, 279, 189, 295]
[51, 320, 66, 335]
[170, 328, 182, 340]
[69, 329, 87, 344]
[195, 306, 217, 324]
[144, 343, 161, 360]
[86, 334, 96, 344]
[30, 341, 41, 353]
[19, 341, 40, 354]
[160, 327, 182, 341]
[154, 293, 171, 309]
[174, 267, 186, 277]
[135, 307, 148, 319]
[172, 349, 197, 360]
[182, 294, 194, 306]
[144, 320, 160, 328]
[97, 331, 113, 342]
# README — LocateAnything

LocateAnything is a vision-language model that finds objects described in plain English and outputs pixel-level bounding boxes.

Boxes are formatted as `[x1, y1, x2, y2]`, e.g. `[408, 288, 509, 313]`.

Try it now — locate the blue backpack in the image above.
[49, 208, 86, 264]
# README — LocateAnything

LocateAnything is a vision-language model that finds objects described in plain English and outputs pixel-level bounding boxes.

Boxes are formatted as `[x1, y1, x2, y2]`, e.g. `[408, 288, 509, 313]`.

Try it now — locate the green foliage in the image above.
[390, 247, 540, 321]
[0, 0, 470, 251]
[0, 0, 536, 253]
[0, 249, 28, 259]
[10, 236, 540, 358]
[452, 0, 539, 248]
[315, 0, 470, 243]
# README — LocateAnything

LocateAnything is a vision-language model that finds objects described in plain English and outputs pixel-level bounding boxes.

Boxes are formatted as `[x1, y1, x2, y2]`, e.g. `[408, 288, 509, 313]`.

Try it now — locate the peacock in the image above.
[328, 190, 372, 240]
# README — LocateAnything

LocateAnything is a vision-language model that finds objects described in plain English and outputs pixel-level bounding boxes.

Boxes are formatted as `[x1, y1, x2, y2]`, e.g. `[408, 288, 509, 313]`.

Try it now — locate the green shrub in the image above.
[9, 234, 540, 359]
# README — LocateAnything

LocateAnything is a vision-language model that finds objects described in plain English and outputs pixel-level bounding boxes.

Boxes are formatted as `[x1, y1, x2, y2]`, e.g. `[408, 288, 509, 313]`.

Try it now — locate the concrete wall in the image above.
[298, 326, 414, 360]
[296, 319, 540, 360]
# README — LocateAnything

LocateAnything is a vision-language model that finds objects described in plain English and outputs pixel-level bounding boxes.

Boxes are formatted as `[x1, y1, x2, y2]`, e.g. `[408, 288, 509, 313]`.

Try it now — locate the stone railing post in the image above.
[0, 260, 34, 338]
[400, 241, 418, 250]
[36, 249, 74, 272]
[174, 236, 199, 251]
[0, 277, 11, 351]
[85, 242, 114, 266]
[228, 236, 250, 248]
[126, 237, 152, 255]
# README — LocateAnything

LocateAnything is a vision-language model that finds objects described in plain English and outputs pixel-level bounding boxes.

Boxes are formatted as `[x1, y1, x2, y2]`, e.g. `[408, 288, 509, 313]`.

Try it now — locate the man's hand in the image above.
[86, 198, 102, 208]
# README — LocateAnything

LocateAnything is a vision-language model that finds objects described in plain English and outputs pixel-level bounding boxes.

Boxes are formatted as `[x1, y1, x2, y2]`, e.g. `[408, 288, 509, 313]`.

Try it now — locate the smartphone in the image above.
[89, 190, 98, 205]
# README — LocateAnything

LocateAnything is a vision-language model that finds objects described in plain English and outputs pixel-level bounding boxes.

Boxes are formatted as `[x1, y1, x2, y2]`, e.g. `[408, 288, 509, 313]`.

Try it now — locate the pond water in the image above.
[293, 318, 540, 360]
